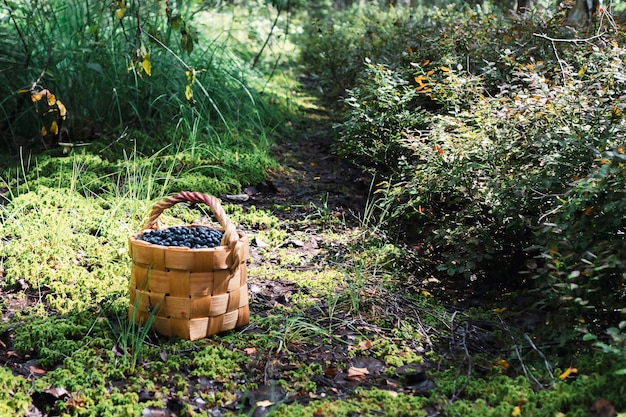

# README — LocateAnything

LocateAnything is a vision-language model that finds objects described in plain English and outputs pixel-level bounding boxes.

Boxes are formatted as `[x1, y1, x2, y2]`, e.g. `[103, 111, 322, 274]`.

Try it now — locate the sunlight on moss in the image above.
[0, 188, 132, 314]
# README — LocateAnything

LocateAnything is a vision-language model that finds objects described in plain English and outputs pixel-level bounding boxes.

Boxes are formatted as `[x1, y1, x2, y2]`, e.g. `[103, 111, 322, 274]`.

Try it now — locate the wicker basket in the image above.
[128, 191, 250, 340]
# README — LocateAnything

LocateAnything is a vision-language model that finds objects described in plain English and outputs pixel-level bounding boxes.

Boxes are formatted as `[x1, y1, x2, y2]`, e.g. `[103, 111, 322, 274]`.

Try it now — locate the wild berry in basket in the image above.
[138, 226, 224, 249]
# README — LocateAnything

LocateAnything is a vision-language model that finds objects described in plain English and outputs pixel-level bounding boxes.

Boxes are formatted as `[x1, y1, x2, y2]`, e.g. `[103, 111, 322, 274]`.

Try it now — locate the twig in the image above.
[523, 333, 556, 387]
[533, 32, 606, 86]
[450, 310, 458, 343]
[252, 4, 283, 69]
[461, 322, 472, 379]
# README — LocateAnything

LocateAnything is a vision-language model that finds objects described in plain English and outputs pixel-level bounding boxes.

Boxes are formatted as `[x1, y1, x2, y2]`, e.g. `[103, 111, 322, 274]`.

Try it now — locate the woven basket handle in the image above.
[143, 191, 242, 271]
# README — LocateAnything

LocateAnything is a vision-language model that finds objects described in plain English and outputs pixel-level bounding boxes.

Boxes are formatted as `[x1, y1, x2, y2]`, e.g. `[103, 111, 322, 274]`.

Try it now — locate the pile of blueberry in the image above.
[138, 226, 224, 249]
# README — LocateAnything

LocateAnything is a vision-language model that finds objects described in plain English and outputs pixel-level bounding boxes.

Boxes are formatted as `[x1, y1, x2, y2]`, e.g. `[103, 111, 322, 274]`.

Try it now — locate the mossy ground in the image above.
[1, 120, 625, 417]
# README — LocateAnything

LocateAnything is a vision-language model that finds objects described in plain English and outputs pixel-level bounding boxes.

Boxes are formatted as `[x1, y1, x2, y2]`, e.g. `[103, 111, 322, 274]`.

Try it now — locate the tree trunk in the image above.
[567, 0, 600, 25]
[516, 0, 532, 14]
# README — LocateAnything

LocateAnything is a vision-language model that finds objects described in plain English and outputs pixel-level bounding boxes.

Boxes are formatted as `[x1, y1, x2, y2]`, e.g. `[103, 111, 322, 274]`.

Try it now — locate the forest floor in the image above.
[0, 94, 619, 417]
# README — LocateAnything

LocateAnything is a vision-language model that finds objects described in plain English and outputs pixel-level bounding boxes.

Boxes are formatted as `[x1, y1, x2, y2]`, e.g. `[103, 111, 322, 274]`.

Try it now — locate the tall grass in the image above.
[0, 0, 286, 199]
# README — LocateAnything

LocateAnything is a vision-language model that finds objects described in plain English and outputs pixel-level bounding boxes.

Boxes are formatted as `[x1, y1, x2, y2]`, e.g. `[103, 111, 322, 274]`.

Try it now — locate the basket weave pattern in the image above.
[128, 192, 250, 340]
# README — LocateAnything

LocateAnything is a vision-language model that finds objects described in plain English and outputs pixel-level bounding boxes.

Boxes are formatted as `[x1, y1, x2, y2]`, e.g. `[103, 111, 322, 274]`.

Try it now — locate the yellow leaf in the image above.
[426, 70, 435, 76]
[495, 359, 511, 369]
[186, 69, 196, 84]
[421, 290, 433, 297]
[439, 66, 450, 72]
[185, 85, 194, 102]
[41, 126, 47, 136]
[611, 40, 619, 48]
[558, 367, 577, 380]
[141, 53, 151, 76]
[423, 59, 430, 66]
[115, 7, 126, 19]
[57, 100, 67, 119]
[493, 307, 507, 314]
[46, 92, 57, 106]
[511, 405, 521, 417]
[49, 121, 59, 135]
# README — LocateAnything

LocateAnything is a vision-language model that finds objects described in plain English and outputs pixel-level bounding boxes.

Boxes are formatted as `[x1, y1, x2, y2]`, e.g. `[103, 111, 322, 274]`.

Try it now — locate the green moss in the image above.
[270, 388, 428, 416]
[283, 362, 323, 393]
[167, 172, 239, 196]
[189, 343, 247, 381]
[0, 367, 31, 416]
[0, 188, 131, 314]
[13, 312, 110, 368]
[430, 355, 626, 417]
[229, 205, 282, 231]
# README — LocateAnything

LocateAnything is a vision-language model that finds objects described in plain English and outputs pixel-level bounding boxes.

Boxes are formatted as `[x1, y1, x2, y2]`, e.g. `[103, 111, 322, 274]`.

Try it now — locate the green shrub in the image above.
[319, 2, 626, 333]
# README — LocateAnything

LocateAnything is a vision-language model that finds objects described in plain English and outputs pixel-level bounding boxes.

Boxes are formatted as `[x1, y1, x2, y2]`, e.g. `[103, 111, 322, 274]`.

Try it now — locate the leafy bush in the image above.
[306, 2, 626, 333]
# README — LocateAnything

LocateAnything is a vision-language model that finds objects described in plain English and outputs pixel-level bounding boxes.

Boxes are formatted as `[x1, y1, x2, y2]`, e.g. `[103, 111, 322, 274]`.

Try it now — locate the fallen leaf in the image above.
[44, 387, 69, 398]
[141, 407, 169, 417]
[244, 347, 257, 355]
[385, 379, 398, 388]
[256, 400, 274, 408]
[349, 340, 372, 351]
[347, 366, 369, 382]
[29, 365, 47, 375]
[493, 307, 507, 314]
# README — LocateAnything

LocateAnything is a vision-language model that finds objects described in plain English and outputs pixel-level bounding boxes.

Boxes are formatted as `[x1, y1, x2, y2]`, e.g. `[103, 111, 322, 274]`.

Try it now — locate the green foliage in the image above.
[583, 321, 626, 375]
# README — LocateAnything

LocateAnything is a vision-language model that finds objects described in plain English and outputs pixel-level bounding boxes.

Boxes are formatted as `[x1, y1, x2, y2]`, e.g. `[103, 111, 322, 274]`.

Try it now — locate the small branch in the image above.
[3, 0, 30, 66]
[532, 32, 606, 43]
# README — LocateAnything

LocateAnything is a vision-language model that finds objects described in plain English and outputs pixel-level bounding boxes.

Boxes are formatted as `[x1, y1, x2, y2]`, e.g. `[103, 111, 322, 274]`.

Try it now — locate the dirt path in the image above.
[231, 110, 370, 221]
